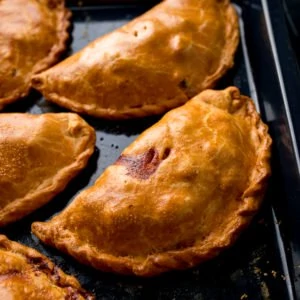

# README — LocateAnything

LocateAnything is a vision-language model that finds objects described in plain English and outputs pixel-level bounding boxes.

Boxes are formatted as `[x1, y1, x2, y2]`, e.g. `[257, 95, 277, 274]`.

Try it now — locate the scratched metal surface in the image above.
[1, 1, 293, 299]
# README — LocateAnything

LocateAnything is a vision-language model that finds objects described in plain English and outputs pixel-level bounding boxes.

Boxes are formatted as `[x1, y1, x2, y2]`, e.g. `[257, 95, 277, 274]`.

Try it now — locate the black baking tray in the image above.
[2, 0, 300, 299]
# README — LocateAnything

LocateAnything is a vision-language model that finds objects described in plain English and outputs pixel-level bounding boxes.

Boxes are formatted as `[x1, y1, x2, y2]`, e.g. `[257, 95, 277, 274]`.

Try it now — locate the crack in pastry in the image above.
[0, 235, 94, 299]
[0, 0, 71, 109]
[0, 113, 95, 227]
[115, 148, 162, 180]
[32, 87, 272, 276]
[32, 0, 239, 119]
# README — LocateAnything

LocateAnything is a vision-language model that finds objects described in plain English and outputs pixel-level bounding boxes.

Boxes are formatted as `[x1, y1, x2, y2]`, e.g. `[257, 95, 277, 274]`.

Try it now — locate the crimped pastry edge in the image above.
[0, 235, 94, 299]
[32, 87, 272, 277]
[0, 0, 71, 109]
[32, 1, 239, 120]
[0, 113, 95, 227]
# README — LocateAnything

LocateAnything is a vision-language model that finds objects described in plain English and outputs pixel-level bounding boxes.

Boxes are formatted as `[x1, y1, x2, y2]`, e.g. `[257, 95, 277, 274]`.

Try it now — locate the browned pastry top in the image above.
[0, 235, 94, 300]
[32, 87, 272, 276]
[0, 0, 71, 109]
[0, 113, 95, 227]
[32, 0, 239, 119]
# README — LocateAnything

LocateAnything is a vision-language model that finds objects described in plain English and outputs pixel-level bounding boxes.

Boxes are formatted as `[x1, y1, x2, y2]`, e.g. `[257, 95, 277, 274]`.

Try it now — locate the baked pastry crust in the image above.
[32, 87, 272, 276]
[0, 0, 71, 109]
[0, 113, 95, 227]
[0, 235, 94, 299]
[32, 0, 239, 119]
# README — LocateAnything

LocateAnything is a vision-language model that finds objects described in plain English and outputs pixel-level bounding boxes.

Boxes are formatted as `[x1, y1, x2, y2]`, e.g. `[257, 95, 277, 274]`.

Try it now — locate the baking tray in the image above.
[1, 0, 299, 299]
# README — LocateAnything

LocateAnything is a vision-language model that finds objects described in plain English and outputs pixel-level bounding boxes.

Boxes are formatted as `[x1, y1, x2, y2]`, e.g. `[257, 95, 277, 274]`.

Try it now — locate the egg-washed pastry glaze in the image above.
[32, 87, 272, 276]
[0, 113, 95, 227]
[32, 0, 239, 119]
[0, 0, 71, 109]
[0, 235, 94, 300]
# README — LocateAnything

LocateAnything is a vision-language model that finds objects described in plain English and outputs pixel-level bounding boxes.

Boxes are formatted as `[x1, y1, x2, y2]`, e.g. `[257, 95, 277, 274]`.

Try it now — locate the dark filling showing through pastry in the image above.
[26, 256, 94, 299]
[0, 270, 20, 281]
[115, 147, 171, 180]
[27, 256, 60, 280]
[0, 248, 93, 299]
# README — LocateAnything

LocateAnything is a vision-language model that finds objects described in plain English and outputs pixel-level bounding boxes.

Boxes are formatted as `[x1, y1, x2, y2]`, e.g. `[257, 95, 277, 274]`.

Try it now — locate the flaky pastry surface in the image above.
[32, 0, 239, 119]
[0, 0, 71, 108]
[0, 235, 94, 299]
[0, 113, 95, 226]
[32, 87, 271, 276]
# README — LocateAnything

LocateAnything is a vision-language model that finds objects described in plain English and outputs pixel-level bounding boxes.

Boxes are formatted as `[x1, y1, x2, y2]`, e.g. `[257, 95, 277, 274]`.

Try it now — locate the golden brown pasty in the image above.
[0, 235, 94, 299]
[0, 113, 95, 227]
[32, 87, 272, 276]
[32, 0, 239, 119]
[0, 0, 71, 109]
